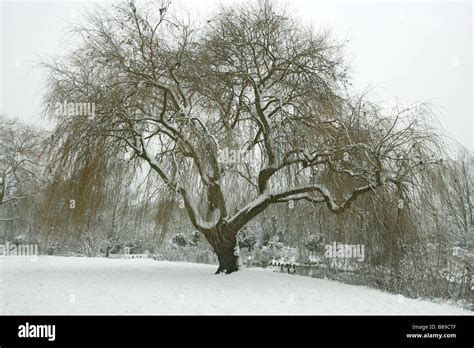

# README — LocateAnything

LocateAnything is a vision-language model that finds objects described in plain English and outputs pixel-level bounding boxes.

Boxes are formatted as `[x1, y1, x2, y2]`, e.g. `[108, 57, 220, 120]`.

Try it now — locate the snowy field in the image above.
[0, 256, 470, 315]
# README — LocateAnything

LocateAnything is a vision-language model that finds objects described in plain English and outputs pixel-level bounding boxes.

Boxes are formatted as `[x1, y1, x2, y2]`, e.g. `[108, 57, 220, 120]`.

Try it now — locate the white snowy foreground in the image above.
[0, 256, 470, 315]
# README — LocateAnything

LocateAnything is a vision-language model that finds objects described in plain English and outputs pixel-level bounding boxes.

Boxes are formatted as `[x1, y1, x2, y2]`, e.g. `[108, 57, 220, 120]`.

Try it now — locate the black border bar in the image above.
[0, 315, 472, 346]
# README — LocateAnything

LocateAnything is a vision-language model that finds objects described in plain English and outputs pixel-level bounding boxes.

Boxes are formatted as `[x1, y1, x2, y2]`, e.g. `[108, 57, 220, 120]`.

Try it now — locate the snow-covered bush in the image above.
[171, 233, 188, 247]
[305, 233, 325, 254]
[252, 244, 285, 266]
[156, 243, 217, 265]
[190, 231, 200, 246]
[12, 235, 26, 246]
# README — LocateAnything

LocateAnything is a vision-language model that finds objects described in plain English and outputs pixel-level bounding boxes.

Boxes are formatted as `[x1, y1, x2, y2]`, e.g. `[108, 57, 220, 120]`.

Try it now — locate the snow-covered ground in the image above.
[0, 256, 470, 315]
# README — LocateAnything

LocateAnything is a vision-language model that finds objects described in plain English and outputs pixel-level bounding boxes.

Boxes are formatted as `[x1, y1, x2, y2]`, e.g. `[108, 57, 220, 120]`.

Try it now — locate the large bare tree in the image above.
[43, 0, 440, 273]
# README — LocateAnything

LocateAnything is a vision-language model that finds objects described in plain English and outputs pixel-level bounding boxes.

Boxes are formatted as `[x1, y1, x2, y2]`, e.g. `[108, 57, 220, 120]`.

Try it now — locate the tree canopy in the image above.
[43, 0, 442, 273]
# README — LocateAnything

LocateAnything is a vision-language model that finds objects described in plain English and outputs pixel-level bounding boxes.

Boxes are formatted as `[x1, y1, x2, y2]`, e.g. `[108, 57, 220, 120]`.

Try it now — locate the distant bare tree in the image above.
[441, 149, 474, 237]
[43, 0, 441, 273]
[0, 116, 43, 241]
[0, 117, 42, 208]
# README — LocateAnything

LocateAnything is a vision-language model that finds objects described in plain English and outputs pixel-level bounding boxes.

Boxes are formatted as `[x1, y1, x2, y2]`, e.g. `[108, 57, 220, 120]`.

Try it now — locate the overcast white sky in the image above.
[1, 0, 472, 151]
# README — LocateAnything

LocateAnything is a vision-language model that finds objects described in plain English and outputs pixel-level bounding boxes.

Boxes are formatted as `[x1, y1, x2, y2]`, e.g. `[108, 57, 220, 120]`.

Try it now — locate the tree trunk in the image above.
[205, 225, 239, 274]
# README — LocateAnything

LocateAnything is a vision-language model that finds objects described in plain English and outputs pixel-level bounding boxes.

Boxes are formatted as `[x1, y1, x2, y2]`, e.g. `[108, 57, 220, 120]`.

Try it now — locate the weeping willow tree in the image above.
[42, 0, 442, 273]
